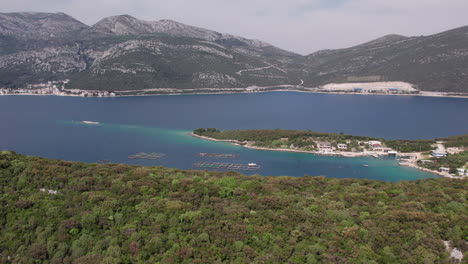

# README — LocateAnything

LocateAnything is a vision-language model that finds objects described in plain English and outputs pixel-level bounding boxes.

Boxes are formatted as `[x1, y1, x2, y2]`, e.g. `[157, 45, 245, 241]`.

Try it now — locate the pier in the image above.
[193, 162, 260, 171]
[128, 152, 166, 160]
[198, 153, 238, 158]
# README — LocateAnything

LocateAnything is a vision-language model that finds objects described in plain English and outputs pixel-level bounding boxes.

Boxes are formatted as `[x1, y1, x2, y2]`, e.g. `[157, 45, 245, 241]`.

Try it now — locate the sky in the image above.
[2, 0, 468, 54]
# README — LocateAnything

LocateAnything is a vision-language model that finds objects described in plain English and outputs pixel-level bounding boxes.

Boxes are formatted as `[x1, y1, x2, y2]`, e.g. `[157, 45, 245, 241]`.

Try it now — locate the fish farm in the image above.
[198, 153, 239, 158]
[128, 152, 166, 160]
[193, 162, 261, 171]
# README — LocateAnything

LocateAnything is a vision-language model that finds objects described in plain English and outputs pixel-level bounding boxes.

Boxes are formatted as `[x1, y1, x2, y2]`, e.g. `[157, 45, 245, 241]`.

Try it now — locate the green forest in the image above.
[0, 151, 466, 263]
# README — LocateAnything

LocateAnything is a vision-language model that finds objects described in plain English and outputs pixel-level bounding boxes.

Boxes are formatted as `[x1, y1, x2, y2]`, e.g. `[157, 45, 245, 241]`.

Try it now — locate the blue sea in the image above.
[1, 92, 467, 181]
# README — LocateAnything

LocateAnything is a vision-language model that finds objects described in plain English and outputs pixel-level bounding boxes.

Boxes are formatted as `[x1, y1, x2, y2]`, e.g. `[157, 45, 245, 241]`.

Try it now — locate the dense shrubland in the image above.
[0, 151, 466, 263]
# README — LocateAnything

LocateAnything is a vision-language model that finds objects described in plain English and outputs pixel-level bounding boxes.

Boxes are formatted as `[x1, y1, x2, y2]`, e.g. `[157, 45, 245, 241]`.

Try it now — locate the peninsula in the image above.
[192, 128, 468, 178]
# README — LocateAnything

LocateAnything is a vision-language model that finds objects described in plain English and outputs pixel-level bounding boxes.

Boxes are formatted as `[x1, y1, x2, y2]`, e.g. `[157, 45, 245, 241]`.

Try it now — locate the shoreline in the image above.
[190, 133, 462, 179]
[191, 132, 385, 158]
[398, 162, 465, 179]
[2, 88, 468, 99]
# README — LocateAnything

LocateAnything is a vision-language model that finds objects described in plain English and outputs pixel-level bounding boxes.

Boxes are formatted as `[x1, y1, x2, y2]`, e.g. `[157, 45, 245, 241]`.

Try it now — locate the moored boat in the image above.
[81, 121, 100, 125]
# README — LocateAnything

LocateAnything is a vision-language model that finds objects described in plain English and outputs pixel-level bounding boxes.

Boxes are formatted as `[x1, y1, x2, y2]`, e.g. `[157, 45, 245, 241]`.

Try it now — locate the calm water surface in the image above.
[1, 92, 467, 181]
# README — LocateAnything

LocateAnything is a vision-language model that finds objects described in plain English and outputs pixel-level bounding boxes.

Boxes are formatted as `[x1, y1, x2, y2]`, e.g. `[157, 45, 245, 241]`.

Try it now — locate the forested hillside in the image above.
[0, 151, 466, 263]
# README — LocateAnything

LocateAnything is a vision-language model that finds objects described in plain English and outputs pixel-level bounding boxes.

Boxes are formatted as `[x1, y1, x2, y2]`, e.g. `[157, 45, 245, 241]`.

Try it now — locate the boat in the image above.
[248, 163, 257, 167]
[362, 164, 369, 167]
[81, 121, 100, 125]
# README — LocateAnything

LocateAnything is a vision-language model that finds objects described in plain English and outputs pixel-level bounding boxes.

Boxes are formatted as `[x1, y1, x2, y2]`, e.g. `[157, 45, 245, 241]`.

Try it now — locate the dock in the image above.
[198, 153, 238, 158]
[128, 152, 166, 160]
[193, 162, 261, 171]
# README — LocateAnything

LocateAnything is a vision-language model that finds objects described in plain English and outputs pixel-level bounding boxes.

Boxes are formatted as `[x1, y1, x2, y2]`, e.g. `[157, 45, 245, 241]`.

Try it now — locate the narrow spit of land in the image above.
[192, 129, 468, 178]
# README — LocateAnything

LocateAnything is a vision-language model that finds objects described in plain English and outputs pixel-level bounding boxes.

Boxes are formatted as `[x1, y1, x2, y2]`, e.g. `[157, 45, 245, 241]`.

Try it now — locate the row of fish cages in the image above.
[193, 162, 261, 171]
[128, 152, 166, 160]
[198, 152, 239, 159]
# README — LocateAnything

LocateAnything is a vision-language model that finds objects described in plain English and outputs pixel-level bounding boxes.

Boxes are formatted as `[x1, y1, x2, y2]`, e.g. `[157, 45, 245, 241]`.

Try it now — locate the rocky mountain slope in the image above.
[297, 27, 468, 92]
[0, 12, 467, 93]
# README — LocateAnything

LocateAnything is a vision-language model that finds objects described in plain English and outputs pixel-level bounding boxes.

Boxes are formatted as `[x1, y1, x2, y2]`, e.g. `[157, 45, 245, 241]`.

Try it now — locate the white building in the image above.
[317, 141, 333, 152]
[431, 150, 447, 158]
[337, 144, 347, 150]
[456, 168, 465, 175]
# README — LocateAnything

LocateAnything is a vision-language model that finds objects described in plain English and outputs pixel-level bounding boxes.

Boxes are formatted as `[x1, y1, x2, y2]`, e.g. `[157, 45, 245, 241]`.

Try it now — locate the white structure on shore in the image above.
[316, 141, 332, 152]
[432, 143, 448, 158]
[321, 82, 418, 94]
[337, 143, 347, 150]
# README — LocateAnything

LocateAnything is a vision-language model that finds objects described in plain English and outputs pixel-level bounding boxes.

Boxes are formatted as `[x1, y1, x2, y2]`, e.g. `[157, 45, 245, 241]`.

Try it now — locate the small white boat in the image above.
[248, 163, 257, 167]
[362, 164, 369, 167]
[81, 121, 100, 125]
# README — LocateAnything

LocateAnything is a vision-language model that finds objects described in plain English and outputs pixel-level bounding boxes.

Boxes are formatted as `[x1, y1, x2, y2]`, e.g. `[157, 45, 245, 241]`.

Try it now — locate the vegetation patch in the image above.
[0, 151, 466, 263]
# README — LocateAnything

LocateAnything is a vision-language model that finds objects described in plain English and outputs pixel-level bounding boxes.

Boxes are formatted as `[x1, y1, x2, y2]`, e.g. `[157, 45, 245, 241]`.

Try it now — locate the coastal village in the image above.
[192, 130, 468, 179]
[0, 80, 116, 97]
[276, 138, 467, 178]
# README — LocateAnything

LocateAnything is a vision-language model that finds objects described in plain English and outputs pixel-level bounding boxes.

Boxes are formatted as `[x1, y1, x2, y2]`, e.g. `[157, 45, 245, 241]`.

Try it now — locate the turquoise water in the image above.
[1, 92, 467, 181]
[56, 121, 436, 182]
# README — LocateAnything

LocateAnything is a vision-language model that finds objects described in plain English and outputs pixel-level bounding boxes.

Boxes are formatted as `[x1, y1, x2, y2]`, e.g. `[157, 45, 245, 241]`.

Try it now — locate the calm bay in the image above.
[1, 92, 467, 181]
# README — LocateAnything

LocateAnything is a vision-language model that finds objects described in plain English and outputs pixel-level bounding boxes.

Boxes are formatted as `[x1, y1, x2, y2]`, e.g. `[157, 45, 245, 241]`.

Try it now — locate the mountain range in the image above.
[1, 12, 467, 93]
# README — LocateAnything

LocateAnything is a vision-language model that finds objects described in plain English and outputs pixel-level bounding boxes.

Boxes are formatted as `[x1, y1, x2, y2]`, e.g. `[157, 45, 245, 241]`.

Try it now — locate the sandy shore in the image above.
[398, 162, 465, 179]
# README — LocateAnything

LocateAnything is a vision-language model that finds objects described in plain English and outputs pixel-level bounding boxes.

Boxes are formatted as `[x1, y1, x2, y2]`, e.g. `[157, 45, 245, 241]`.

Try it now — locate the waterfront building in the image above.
[317, 141, 333, 152]
[337, 143, 347, 150]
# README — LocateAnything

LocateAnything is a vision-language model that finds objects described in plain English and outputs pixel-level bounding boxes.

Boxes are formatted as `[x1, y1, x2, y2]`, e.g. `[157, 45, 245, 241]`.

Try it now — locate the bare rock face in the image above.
[0, 12, 88, 40]
[0, 12, 467, 93]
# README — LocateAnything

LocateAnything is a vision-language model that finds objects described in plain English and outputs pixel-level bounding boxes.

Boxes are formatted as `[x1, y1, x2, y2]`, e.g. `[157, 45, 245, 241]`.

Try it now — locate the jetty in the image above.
[128, 152, 166, 160]
[198, 153, 238, 158]
[193, 162, 261, 171]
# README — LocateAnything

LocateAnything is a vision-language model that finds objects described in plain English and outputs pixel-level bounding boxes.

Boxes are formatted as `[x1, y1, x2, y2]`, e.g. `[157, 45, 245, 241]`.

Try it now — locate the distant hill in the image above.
[295, 26, 468, 92]
[0, 12, 467, 92]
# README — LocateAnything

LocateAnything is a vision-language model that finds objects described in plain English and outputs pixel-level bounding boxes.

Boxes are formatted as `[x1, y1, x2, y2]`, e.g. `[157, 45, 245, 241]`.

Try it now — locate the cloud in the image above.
[2, 0, 468, 54]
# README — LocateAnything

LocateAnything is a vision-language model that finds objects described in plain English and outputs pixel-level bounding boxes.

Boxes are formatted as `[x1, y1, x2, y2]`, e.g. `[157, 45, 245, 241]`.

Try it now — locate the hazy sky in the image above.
[2, 0, 468, 54]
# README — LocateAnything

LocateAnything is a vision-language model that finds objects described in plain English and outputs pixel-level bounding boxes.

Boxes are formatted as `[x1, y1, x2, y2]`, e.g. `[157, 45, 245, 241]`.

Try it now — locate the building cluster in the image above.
[315, 141, 350, 153]
[429, 143, 467, 178]
[0, 80, 116, 97]
[314, 140, 393, 154]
